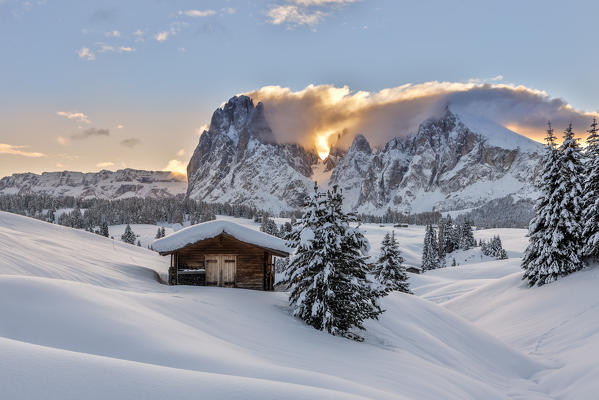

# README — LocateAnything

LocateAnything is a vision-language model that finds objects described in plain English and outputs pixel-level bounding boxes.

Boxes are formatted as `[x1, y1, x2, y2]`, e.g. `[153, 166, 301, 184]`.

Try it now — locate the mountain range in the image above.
[185, 96, 543, 214]
[1, 95, 543, 215]
[0, 169, 186, 200]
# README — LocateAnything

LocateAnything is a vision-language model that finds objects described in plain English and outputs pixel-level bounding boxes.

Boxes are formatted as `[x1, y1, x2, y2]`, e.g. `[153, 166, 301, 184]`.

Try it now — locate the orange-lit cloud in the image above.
[163, 159, 187, 178]
[244, 82, 599, 158]
[0, 144, 45, 158]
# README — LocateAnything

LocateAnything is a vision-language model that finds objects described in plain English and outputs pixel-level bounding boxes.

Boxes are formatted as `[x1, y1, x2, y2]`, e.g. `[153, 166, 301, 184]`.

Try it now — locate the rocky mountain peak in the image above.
[348, 134, 372, 154]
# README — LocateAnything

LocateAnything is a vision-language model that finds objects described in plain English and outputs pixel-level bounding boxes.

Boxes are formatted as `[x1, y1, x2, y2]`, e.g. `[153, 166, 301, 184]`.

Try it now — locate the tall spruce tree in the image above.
[421, 224, 440, 271]
[582, 118, 599, 258]
[121, 224, 137, 245]
[279, 184, 385, 341]
[373, 231, 411, 294]
[442, 216, 456, 254]
[459, 220, 475, 250]
[100, 221, 109, 238]
[522, 123, 585, 286]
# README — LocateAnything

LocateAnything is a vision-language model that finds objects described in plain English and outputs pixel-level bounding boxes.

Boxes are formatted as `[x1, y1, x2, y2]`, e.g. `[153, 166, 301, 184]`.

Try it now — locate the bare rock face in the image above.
[186, 98, 543, 214]
[186, 96, 318, 212]
[0, 169, 186, 199]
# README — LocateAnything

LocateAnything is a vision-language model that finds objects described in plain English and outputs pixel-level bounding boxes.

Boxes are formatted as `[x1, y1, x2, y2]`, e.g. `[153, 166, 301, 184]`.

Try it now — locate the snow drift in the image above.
[0, 211, 551, 399]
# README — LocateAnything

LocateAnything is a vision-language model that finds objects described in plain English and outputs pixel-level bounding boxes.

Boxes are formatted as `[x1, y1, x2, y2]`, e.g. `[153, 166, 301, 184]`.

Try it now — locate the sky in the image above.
[1, 0, 599, 178]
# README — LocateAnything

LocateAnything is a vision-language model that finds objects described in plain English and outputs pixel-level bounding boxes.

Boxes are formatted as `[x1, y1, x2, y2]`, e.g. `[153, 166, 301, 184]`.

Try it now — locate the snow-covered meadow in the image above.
[1, 211, 598, 399]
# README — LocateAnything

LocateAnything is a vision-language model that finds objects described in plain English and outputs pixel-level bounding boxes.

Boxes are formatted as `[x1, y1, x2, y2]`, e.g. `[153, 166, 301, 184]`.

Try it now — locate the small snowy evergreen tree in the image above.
[279, 184, 385, 341]
[582, 118, 599, 258]
[459, 220, 476, 250]
[155, 227, 163, 239]
[421, 224, 440, 271]
[522, 123, 585, 286]
[121, 224, 137, 245]
[373, 231, 411, 294]
[481, 235, 508, 260]
[100, 221, 109, 237]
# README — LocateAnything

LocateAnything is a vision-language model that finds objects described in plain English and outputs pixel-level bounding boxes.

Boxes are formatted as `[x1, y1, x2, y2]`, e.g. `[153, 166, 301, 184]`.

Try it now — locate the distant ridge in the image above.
[0, 168, 187, 199]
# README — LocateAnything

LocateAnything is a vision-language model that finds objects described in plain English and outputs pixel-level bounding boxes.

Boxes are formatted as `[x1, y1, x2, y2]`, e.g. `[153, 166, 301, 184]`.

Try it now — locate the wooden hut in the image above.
[152, 220, 290, 291]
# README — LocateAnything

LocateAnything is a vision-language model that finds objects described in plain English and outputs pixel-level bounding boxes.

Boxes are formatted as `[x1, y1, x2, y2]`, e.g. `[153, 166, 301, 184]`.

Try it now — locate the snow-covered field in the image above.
[1, 211, 598, 399]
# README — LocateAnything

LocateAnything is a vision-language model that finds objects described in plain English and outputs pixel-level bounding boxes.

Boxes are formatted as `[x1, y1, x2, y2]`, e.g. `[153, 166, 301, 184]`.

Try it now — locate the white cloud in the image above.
[56, 111, 91, 124]
[267, 5, 324, 26]
[222, 7, 236, 14]
[77, 46, 95, 61]
[267, 0, 357, 27]
[155, 30, 170, 42]
[196, 124, 209, 135]
[96, 43, 134, 54]
[180, 9, 216, 17]
[96, 161, 115, 168]
[0, 144, 45, 158]
[104, 30, 120, 38]
[98, 43, 115, 53]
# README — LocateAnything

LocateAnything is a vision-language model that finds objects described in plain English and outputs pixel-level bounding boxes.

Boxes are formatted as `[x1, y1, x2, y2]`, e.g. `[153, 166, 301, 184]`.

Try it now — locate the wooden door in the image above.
[222, 255, 236, 286]
[204, 255, 236, 287]
[205, 254, 220, 286]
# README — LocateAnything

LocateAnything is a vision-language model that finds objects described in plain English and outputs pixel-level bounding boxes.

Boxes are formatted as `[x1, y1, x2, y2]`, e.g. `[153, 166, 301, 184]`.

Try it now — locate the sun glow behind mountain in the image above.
[245, 83, 599, 153]
[315, 130, 338, 160]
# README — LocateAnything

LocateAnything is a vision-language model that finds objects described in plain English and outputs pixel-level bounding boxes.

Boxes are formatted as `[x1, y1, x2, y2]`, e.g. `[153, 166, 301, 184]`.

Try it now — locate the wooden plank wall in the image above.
[175, 234, 269, 290]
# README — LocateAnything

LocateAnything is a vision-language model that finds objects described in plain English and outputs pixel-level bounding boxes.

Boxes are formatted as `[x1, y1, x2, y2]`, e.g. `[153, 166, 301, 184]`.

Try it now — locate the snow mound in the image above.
[0, 212, 551, 399]
[443, 265, 599, 398]
[152, 219, 291, 254]
[0, 211, 169, 289]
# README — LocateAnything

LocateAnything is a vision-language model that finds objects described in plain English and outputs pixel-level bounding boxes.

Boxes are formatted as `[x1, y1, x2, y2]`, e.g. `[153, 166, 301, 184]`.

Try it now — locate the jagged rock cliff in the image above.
[186, 96, 318, 212]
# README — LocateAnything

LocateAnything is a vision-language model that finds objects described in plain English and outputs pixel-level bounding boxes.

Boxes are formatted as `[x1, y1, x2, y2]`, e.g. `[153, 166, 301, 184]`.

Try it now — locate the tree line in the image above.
[421, 216, 507, 270]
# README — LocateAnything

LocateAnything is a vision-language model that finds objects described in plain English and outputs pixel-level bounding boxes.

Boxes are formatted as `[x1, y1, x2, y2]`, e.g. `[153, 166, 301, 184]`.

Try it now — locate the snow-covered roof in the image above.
[152, 220, 291, 255]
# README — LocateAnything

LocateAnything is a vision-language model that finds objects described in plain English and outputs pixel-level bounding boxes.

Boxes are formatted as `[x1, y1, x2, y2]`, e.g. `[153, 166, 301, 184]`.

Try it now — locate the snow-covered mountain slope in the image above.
[186, 96, 543, 214]
[0, 211, 556, 399]
[0, 168, 186, 199]
[329, 110, 542, 214]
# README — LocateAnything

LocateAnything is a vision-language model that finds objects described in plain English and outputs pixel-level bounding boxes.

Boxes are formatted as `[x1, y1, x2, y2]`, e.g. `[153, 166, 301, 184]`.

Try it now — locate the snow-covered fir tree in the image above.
[421, 224, 440, 271]
[155, 227, 163, 239]
[373, 231, 411, 294]
[121, 224, 137, 245]
[440, 216, 457, 254]
[100, 221, 109, 238]
[582, 118, 599, 258]
[481, 235, 508, 260]
[522, 123, 585, 286]
[279, 184, 385, 341]
[459, 220, 476, 250]
[260, 215, 280, 237]
[437, 222, 446, 261]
